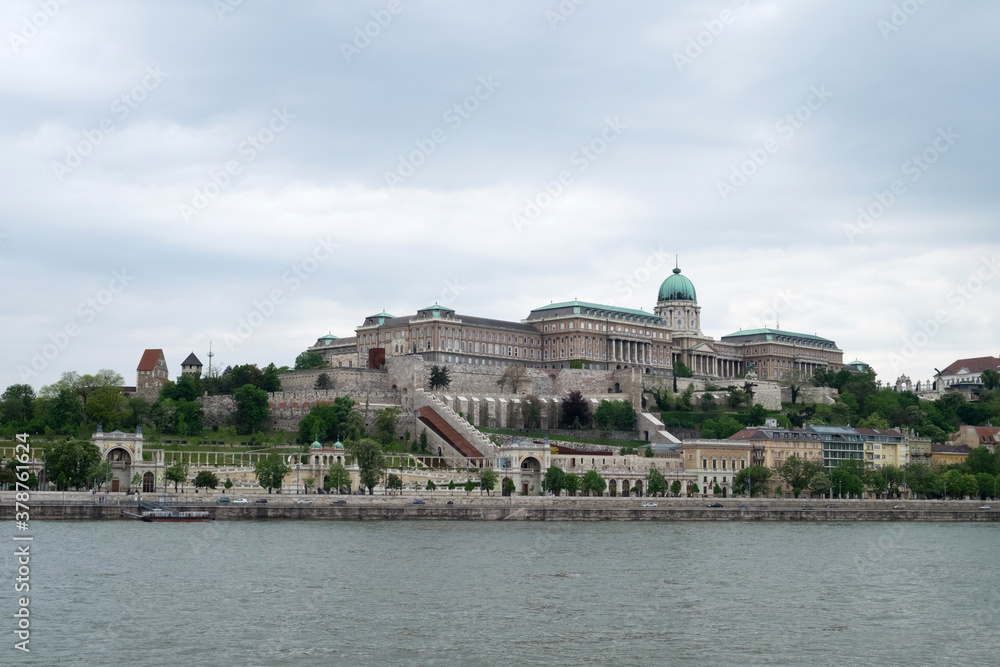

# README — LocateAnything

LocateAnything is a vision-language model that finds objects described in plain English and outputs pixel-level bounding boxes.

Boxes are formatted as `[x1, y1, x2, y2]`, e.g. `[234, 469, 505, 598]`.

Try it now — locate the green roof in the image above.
[418, 303, 455, 313]
[318, 333, 339, 344]
[310, 439, 323, 449]
[530, 300, 659, 319]
[658, 267, 697, 302]
[721, 328, 835, 344]
[367, 311, 395, 319]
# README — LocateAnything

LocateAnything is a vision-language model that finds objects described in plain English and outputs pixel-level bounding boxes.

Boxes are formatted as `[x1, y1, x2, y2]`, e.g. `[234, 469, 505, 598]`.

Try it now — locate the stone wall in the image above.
[278, 368, 391, 394]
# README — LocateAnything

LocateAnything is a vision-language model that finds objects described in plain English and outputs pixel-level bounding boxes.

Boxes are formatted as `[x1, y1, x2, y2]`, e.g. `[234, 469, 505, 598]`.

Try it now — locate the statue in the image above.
[744, 361, 757, 381]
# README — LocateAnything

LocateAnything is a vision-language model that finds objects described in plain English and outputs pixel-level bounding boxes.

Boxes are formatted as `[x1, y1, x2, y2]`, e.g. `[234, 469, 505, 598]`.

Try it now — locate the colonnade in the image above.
[609, 338, 653, 365]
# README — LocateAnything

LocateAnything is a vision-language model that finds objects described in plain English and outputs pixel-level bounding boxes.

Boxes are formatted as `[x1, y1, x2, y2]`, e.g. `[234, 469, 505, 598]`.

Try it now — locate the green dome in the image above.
[333, 440, 344, 450]
[311, 439, 323, 449]
[658, 267, 697, 302]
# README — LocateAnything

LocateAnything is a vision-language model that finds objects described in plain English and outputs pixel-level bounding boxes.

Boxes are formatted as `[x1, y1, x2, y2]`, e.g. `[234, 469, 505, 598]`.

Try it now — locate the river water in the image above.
[9, 521, 1000, 666]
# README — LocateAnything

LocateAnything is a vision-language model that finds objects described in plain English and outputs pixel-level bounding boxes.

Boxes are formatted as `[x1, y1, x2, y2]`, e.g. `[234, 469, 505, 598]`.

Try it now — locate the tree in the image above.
[298, 396, 360, 445]
[777, 455, 824, 498]
[521, 395, 543, 429]
[1, 384, 36, 426]
[44, 441, 101, 490]
[543, 466, 566, 495]
[260, 363, 282, 392]
[165, 460, 189, 492]
[594, 400, 637, 430]
[582, 470, 607, 496]
[967, 447, 1000, 476]
[670, 480, 682, 496]
[295, 351, 327, 370]
[87, 460, 113, 491]
[229, 364, 264, 391]
[700, 416, 744, 440]
[646, 468, 667, 496]
[690, 482, 700, 496]
[563, 472, 581, 496]
[45, 387, 84, 433]
[315, 373, 332, 390]
[858, 413, 891, 430]
[325, 462, 351, 494]
[480, 468, 499, 496]
[497, 364, 529, 393]
[253, 453, 290, 493]
[981, 369, 1000, 390]
[713, 483, 723, 496]
[419, 429, 429, 453]
[464, 480, 477, 495]
[349, 438, 386, 495]
[426, 480, 437, 491]
[194, 470, 219, 491]
[386, 473, 403, 494]
[808, 471, 830, 498]
[744, 403, 767, 426]
[733, 466, 772, 497]
[224, 477, 233, 494]
[502, 477, 516, 496]
[831, 463, 865, 498]
[674, 361, 694, 378]
[428, 365, 451, 390]
[559, 390, 591, 429]
[726, 387, 749, 409]
[975, 473, 997, 499]
[676, 385, 695, 412]
[374, 407, 398, 445]
[234, 384, 270, 435]
[779, 370, 811, 405]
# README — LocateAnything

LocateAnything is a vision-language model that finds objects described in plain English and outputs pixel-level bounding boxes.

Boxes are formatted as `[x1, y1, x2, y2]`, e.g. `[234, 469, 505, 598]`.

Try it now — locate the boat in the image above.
[139, 510, 212, 523]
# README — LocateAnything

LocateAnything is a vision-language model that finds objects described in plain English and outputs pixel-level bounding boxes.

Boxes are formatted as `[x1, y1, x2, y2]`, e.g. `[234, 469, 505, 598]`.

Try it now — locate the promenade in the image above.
[3, 492, 997, 522]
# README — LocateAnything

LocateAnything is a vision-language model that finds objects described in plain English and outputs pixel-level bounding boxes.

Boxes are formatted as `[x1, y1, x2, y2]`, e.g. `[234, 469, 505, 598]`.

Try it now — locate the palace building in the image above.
[308, 264, 844, 380]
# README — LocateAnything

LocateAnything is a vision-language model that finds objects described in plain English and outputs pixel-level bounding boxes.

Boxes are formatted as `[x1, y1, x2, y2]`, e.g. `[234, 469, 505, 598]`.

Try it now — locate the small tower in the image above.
[181, 352, 203, 377]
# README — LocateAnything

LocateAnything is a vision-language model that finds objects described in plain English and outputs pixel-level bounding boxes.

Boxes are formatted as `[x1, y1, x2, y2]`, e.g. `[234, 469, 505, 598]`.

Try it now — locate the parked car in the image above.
[233, 498, 248, 504]
[801, 504, 814, 509]
[707, 503, 723, 508]
[411, 499, 426, 505]
[642, 502, 658, 507]
[825, 504, 839, 509]
[332, 499, 347, 505]
[738, 504, 750, 509]
[979, 505, 992, 511]
[756, 504, 769, 509]
[893, 504, 905, 509]
[254, 498, 268, 504]
[296, 498, 312, 505]
[216, 497, 230, 504]
[446, 501, 454, 505]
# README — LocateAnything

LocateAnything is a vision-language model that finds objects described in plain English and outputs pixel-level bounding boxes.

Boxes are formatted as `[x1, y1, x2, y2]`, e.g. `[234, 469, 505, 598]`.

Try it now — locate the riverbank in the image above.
[3, 492, 997, 521]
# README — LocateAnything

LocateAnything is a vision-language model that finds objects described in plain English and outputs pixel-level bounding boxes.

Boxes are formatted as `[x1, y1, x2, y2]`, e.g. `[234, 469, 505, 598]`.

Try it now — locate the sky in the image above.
[1, 0, 997, 392]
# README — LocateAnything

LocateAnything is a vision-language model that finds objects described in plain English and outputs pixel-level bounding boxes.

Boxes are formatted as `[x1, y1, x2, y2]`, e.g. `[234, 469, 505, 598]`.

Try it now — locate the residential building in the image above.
[931, 443, 972, 467]
[939, 355, 1000, 389]
[807, 425, 864, 469]
[681, 439, 752, 497]
[855, 428, 910, 468]
[950, 425, 1000, 453]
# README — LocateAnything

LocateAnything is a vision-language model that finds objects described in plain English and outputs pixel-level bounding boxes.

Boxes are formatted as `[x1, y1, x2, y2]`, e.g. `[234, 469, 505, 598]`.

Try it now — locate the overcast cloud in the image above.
[1, 0, 997, 390]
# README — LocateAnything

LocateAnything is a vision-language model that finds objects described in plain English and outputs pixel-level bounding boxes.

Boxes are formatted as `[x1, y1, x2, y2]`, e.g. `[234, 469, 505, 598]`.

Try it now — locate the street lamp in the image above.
[296, 463, 300, 495]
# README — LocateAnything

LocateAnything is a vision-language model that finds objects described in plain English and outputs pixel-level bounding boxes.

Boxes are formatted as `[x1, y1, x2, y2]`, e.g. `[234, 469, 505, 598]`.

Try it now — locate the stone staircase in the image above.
[638, 412, 682, 444]
[424, 394, 499, 458]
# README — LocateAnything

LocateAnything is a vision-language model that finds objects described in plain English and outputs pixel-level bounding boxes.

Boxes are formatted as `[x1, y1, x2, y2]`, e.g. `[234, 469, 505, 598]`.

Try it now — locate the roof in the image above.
[418, 303, 455, 313]
[137, 349, 164, 371]
[931, 443, 972, 454]
[658, 267, 697, 302]
[854, 428, 906, 438]
[527, 300, 660, 320]
[940, 356, 1000, 376]
[721, 328, 836, 344]
[181, 352, 202, 367]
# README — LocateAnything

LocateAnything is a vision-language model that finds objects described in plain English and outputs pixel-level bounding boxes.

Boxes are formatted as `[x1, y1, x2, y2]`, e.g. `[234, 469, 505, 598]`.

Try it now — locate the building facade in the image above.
[135, 349, 169, 401]
[307, 264, 844, 382]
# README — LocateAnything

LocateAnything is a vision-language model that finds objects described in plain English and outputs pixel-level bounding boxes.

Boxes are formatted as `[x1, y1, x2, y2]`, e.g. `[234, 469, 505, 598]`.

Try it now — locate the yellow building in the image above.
[682, 440, 752, 497]
[856, 428, 910, 469]
[931, 443, 972, 467]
